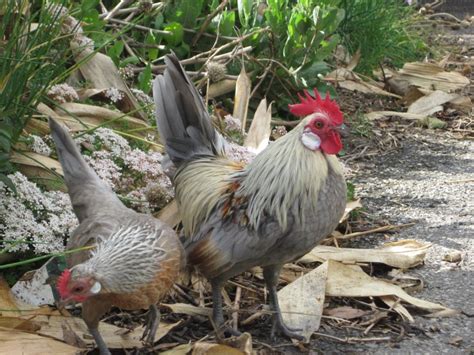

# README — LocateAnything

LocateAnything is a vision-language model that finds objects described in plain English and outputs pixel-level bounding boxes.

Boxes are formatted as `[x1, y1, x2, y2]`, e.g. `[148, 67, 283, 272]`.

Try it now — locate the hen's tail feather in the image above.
[153, 53, 225, 166]
[49, 118, 125, 222]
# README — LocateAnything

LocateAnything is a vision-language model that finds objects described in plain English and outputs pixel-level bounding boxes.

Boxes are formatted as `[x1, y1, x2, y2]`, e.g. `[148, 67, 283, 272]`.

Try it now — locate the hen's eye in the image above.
[314, 121, 324, 129]
[73, 286, 84, 293]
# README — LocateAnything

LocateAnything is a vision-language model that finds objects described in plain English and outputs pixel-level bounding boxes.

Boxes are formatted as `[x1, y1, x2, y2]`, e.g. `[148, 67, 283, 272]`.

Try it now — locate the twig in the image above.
[107, 18, 171, 35]
[232, 284, 242, 331]
[133, 46, 253, 73]
[271, 119, 301, 127]
[314, 332, 391, 343]
[445, 178, 474, 184]
[427, 12, 462, 23]
[192, 0, 229, 47]
[330, 223, 416, 241]
[102, 0, 134, 21]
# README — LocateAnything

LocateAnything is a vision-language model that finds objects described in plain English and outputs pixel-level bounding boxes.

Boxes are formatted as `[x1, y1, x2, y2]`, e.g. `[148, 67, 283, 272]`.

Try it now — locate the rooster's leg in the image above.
[211, 280, 241, 336]
[141, 304, 160, 344]
[89, 327, 111, 355]
[263, 265, 304, 341]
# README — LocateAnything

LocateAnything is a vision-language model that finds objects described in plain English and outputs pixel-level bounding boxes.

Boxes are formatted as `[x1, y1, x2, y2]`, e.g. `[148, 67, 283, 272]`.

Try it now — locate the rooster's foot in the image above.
[270, 315, 304, 342]
[141, 304, 160, 344]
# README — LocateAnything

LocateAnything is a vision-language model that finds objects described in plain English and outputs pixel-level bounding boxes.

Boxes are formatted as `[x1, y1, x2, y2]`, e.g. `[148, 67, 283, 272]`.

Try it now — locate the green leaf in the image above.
[237, 0, 253, 27]
[163, 22, 184, 46]
[167, 0, 204, 28]
[107, 41, 124, 66]
[219, 11, 235, 37]
[138, 64, 152, 94]
[0, 135, 10, 152]
[145, 32, 158, 61]
[0, 174, 16, 193]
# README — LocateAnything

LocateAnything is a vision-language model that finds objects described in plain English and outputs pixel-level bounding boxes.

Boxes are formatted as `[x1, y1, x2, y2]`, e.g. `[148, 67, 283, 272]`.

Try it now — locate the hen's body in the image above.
[153, 55, 346, 338]
[50, 119, 184, 354]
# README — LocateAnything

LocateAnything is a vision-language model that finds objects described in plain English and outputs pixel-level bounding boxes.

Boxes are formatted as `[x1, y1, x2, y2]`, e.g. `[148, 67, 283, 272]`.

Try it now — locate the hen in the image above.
[153, 54, 346, 340]
[50, 118, 184, 354]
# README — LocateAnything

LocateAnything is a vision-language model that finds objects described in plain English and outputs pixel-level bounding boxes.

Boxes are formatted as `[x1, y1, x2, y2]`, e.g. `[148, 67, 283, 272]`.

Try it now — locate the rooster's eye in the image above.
[314, 121, 324, 129]
[73, 286, 84, 293]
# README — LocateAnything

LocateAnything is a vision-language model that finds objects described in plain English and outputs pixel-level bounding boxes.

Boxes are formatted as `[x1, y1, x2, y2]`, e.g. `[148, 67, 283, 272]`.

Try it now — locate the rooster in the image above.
[153, 54, 346, 340]
[49, 118, 184, 354]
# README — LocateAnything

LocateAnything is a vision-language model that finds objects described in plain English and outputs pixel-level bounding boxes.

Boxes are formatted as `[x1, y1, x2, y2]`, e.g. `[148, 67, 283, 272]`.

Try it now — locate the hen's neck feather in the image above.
[236, 120, 344, 230]
[74, 223, 167, 293]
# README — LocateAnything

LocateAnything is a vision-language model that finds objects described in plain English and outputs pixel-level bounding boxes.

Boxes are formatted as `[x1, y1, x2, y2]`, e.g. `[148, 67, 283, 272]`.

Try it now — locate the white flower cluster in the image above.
[74, 128, 174, 213]
[0, 172, 77, 254]
[28, 135, 52, 156]
[223, 115, 242, 133]
[104, 87, 124, 103]
[47, 83, 79, 104]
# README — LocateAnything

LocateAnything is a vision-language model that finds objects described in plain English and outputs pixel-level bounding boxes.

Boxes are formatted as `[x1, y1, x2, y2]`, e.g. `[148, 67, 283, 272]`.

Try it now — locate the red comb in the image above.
[289, 89, 343, 125]
[57, 269, 71, 299]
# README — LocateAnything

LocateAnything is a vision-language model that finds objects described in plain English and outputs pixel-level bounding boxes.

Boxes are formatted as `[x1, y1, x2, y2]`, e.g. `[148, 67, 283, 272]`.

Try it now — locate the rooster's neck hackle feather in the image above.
[174, 158, 243, 237]
[75, 223, 167, 293]
[237, 117, 344, 230]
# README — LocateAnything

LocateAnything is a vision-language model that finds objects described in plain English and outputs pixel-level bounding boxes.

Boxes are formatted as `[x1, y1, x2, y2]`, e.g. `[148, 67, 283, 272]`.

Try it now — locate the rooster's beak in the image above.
[335, 123, 350, 137]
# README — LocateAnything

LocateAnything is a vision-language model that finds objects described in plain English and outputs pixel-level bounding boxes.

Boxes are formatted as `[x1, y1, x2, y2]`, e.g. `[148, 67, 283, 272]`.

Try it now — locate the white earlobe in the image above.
[90, 281, 102, 294]
[301, 131, 321, 151]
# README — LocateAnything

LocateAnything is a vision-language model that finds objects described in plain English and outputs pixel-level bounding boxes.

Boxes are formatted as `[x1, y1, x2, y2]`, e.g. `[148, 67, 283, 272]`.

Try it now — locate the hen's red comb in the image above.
[57, 269, 71, 298]
[289, 89, 343, 125]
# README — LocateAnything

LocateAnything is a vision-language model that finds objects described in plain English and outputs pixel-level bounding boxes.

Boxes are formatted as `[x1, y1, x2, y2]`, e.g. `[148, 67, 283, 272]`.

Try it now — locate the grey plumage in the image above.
[153, 54, 225, 166]
[153, 54, 346, 339]
[49, 118, 125, 223]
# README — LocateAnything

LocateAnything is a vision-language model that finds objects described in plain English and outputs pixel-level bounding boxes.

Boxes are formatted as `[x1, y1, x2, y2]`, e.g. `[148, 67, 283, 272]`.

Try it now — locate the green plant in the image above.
[338, 0, 427, 74]
[0, 0, 72, 188]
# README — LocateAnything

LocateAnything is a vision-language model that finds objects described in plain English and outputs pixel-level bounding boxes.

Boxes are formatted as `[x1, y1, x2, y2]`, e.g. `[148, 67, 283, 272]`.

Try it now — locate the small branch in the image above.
[329, 223, 416, 242]
[427, 12, 462, 23]
[192, 0, 229, 47]
[102, 0, 134, 21]
[107, 18, 171, 35]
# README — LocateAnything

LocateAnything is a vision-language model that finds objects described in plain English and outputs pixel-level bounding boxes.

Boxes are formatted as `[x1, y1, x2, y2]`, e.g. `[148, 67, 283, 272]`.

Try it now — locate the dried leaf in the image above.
[408, 90, 459, 116]
[417, 117, 447, 129]
[161, 343, 193, 355]
[207, 79, 236, 99]
[0, 327, 83, 354]
[394, 62, 469, 92]
[300, 239, 431, 269]
[191, 342, 245, 355]
[221, 332, 252, 355]
[380, 295, 414, 322]
[323, 306, 369, 320]
[10, 151, 64, 190]
[278, 261, 328, 342]
[71, 41, 147, 120]
[366, 111, 429, 121]
[326, 260, 452, 315]
[162, 303, 212, 318]
[244, 98, 272, 153]
[340, 199, 362, 222]
[233, 67, 251, 133]
[324, 68, 401, 98]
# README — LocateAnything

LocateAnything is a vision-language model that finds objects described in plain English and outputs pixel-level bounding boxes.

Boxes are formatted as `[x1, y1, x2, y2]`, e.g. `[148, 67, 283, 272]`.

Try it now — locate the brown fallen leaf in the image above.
[244, 98, 272, 153]
[300, 239, 431, 269]
[339, 199, 362, 223]
[0, 327, 83, 354]
[323, 306, 369, 320]
[192, 342, 245, 355]
[325, 260, 452, 317]
[162, 303, 212, 318]
[278, 260, 328, 342]
[448, 336, 463, 346]
[233, 67, 251, 133]
[221, 332, 252, 355]
[408, 90, 459, 116]
[393, 62, 470, 93]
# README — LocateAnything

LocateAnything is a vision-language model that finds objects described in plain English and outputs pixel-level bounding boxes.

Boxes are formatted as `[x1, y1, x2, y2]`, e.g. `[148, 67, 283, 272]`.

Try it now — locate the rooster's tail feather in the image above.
[49, 118, 125, 222]
[153, 53, 225, 167]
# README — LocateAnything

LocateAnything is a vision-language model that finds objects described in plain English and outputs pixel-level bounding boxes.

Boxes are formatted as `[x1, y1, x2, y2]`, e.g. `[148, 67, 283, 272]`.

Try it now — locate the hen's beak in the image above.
[335, 123, 350, 137]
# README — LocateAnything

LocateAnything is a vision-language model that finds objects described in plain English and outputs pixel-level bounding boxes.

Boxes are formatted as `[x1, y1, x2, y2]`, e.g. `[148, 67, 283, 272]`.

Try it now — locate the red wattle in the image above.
[320, 131, 342, 155]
